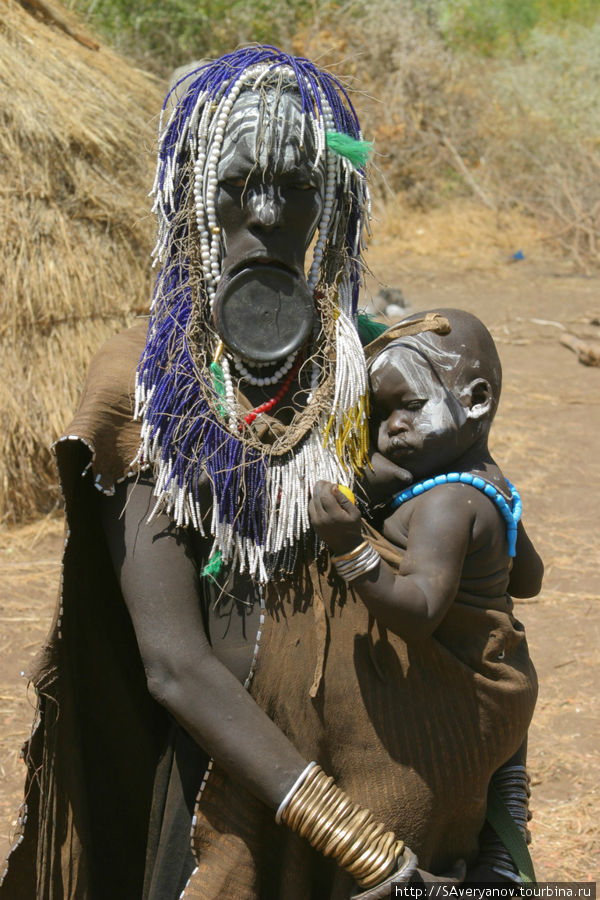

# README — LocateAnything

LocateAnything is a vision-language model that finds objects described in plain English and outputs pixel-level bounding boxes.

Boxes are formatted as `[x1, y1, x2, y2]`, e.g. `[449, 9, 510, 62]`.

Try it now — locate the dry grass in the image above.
[294, 4, 600, 271]
[295, 2, 482, 209]
[523, 604, 600, 883]
[0, 0, 164, 523]
[2, 0, 598, 527]
[0, 514, 64, 852]
[370, 201, 547, 269]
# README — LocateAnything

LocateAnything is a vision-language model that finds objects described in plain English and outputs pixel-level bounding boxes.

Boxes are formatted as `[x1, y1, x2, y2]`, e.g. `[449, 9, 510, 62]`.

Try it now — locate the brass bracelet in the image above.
[281, 764, 409, 889]
[333, 543, 380, 582]
[331, 540, 369, 564]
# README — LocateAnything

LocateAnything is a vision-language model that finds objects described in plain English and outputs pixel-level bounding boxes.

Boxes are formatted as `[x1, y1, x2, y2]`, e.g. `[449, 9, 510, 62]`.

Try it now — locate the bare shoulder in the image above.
[383, 482, 479, 547]
[398, 482, 485, 517]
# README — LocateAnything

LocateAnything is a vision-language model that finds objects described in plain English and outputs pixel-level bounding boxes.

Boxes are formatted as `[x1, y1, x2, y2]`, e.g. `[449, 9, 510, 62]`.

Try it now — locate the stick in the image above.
[439, 133, 496, 210]
[560, 333, 600, 367]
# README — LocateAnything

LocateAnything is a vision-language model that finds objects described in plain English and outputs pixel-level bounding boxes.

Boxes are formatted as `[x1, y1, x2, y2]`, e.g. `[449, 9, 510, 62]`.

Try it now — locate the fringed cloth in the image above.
[1, 325, 537, 899]
[0, 324, 171, 898]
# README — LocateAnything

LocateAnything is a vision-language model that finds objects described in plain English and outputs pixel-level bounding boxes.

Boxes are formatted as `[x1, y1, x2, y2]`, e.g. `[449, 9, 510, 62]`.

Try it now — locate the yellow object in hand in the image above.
[337, 484, 355, 504]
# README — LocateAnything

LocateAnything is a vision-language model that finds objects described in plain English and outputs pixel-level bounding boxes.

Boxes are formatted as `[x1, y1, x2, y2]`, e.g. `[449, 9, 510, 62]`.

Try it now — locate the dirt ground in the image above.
[0, 250, 598, 883]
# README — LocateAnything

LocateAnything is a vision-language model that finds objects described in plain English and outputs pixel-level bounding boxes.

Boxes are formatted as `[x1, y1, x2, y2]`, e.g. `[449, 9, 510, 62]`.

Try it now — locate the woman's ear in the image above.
[461, 378, 494, 420]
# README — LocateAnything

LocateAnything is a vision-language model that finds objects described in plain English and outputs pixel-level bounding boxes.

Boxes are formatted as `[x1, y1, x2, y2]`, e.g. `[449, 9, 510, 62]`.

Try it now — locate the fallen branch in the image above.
[560, 333, 600, 367]
[439, 133, 496, 210]
[531, 318, 566, 331]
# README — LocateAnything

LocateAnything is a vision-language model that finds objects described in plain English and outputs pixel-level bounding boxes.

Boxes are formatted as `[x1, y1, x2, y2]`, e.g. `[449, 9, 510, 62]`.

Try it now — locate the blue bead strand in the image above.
[390, 473, 522, 557]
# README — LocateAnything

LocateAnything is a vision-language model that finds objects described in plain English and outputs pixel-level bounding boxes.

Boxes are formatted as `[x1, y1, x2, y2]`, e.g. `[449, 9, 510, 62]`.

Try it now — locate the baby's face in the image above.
[370, 346, 470, 479]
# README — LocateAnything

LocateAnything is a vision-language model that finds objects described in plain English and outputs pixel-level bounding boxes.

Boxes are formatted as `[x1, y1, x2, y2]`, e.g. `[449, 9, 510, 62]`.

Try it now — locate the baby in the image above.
[309, 307, 542, 882]
[309, 307, 543, 637]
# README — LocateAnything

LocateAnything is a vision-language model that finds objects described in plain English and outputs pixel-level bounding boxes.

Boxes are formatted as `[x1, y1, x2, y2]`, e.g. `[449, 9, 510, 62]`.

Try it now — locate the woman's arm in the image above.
[101, 478, 428, 892]
[101, 477, 307, 810]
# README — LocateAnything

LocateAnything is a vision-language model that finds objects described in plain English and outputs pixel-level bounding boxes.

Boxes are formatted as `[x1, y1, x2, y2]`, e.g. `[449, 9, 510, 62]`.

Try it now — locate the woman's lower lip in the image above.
[228, 258, 298, 278]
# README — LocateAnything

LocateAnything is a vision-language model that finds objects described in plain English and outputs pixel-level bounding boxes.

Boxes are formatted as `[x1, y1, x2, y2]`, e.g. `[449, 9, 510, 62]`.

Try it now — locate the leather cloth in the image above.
[0, 326, 537, 898]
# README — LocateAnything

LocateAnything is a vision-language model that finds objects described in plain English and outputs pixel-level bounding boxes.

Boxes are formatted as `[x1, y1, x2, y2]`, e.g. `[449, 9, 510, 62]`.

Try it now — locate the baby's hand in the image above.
[309, 481, 362, 555]
[360, 452, 413, 506]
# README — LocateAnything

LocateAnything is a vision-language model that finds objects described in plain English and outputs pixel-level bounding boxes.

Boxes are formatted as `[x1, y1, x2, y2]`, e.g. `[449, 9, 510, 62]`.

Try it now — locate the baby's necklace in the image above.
[390, 471, 522, 557]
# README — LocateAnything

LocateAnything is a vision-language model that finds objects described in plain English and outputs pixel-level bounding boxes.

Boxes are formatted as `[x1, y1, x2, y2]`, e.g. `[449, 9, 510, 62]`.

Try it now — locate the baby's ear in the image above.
[461, 378, 494, 420]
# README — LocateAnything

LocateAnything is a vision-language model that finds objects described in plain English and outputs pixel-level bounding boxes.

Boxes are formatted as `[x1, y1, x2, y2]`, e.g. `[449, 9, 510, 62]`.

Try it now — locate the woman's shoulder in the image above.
[55, 322, 149, 493]
[85, 321, 148, 392]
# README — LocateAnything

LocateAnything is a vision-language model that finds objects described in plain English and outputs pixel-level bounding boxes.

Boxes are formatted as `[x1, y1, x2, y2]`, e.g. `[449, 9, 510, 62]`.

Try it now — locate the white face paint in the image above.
[217, 87, 325, 200]
[215, 88, 325, 280]
[370, 343, 473, 478]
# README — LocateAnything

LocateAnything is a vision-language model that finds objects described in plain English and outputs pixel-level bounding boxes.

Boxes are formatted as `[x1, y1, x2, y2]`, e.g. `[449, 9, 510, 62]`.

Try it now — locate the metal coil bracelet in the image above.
[332, 541, 381, 583]
[281, 764, 411, 889]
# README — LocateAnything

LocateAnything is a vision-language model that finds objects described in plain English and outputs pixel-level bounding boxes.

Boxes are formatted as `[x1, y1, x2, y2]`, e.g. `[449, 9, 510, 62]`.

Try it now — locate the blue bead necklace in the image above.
[390, 472, 522, 557]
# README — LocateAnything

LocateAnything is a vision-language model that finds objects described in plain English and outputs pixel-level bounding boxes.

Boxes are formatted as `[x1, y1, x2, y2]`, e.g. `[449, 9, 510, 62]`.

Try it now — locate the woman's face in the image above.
[215, 89, 325, 282]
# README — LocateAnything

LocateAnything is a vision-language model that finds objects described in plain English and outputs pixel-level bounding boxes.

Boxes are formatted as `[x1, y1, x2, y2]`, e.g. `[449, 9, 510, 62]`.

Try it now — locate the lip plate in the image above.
[213, 264, 314, 364]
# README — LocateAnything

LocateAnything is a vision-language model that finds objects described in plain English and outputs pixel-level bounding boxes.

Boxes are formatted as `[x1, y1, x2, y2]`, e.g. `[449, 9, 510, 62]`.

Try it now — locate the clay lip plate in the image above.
[213, 262, 314, 363]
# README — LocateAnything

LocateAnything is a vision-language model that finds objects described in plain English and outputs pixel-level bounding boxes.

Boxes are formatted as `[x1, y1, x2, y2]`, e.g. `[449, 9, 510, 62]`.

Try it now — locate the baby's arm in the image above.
[508, 521, 544, 598]
[309, 481, 474, 642]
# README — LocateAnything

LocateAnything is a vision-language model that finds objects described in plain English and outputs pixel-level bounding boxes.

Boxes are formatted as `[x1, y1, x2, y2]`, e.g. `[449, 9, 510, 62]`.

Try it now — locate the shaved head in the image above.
[371, 308, 502, 417]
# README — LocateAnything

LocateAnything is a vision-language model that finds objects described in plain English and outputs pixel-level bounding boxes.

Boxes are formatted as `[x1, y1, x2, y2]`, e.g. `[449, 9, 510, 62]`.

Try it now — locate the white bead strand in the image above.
[232, 351, 298, 386]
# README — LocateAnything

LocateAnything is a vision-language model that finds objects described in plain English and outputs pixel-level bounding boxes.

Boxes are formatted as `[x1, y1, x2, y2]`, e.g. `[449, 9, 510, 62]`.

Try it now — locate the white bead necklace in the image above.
[232, 350, 298, 387]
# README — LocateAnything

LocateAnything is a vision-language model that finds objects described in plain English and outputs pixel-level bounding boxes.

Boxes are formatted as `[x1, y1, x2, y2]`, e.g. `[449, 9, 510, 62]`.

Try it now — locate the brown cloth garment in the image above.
[185, 541, 536, 899]
[0, 324, 177, 899]
[0, 325, 537, 899]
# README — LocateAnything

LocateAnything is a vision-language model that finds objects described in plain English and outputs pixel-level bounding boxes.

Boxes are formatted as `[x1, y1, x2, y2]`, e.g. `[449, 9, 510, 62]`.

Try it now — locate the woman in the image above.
[1, 48, 535, 899]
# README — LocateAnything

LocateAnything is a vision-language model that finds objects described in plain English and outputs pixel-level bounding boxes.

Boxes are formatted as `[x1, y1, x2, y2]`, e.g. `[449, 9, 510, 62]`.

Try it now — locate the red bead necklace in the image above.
[241, 353, 304, 427]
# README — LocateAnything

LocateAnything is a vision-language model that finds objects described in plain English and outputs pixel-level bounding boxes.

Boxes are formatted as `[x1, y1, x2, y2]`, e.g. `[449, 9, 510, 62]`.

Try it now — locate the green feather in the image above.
[201, 550, 223, 579]
[326, 131, 372, 168]
[357, 313, 388, 346]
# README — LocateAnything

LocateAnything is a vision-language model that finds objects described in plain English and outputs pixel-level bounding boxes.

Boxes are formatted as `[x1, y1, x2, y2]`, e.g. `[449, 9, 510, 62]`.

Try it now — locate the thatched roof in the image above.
[1, 0, 165, 522]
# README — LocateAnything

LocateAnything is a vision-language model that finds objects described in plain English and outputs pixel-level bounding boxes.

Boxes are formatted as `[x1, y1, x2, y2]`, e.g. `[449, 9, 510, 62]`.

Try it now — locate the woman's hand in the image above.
[309, 480, 363, 555]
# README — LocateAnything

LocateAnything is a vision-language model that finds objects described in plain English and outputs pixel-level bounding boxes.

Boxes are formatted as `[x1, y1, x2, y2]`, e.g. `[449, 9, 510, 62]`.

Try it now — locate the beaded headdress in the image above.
[133, 46, 372, 581]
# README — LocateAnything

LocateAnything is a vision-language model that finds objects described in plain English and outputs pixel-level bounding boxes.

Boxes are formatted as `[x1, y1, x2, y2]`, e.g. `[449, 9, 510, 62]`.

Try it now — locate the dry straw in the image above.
[1, 0, 164, 523]
[294, 2, 600, 270]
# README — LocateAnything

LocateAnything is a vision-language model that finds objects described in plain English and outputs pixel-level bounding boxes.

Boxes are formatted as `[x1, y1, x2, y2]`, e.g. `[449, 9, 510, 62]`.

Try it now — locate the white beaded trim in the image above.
[232, 350, 297, 386]
[134, 305, 368, 582]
